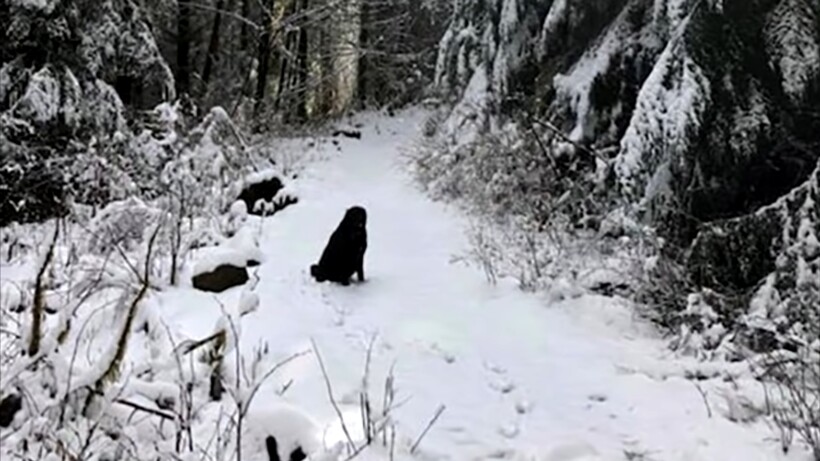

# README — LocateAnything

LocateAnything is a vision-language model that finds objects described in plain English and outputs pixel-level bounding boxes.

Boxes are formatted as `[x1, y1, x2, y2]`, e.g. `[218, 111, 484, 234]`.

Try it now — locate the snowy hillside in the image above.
[437, 0, 820, 223]
[2, 109, 811, 460]
[431, 0, 820, 412]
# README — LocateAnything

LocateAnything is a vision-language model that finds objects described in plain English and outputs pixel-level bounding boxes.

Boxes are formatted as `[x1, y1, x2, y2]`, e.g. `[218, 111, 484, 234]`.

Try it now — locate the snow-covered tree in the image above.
[428, 0, 820, 355]
[0, 0, 174, 226]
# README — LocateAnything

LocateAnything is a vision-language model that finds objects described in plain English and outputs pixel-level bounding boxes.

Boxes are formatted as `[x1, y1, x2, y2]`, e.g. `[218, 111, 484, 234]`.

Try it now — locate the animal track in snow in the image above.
[489, 378, 516, 394]
[497, 422, 520, 439]
[430, 342, 456, 363]
[483, 360, 507, 375]
[514, 399, 533, 415]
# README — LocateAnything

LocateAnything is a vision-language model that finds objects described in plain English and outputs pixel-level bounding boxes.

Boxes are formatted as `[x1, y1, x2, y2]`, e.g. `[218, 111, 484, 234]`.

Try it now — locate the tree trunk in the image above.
[357, 0, 370, 108]
[240, 0, 250, 50]
[330, 0, 361, 115]
[176, 1, 192, 96]
[274, 0, 299, 112]
[254, 0, 276, 118]
[294, 0, 310, 120]
[202, 0, 226, 91]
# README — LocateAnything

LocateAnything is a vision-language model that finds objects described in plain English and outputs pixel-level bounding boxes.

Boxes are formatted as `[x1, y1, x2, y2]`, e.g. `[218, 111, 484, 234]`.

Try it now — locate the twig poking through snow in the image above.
[28, 219, 59, 357]
[86, 222, 161, 414]
[361, 333, 377, 444]
[311, 338, 357, 454]
[240, 349, 310, 418]
[410, 404, 446, 454]
[694, 382, 712, 419]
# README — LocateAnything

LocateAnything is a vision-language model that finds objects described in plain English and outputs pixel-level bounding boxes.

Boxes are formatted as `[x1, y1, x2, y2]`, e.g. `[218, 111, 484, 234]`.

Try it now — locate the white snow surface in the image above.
[135, 109, 803, 459]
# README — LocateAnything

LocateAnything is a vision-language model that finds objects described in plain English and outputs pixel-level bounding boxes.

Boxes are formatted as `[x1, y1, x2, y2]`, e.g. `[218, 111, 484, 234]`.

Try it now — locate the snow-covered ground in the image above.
[0, 109, 807, 461]
[151, 109, 807, 461]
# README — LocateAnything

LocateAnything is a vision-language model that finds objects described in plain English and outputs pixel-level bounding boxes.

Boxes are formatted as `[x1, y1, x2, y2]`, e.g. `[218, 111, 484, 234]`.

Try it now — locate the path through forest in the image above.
[159, 109, 801, 461]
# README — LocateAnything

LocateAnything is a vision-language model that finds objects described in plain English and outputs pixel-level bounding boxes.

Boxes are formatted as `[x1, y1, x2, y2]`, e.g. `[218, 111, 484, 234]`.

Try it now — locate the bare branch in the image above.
[311, 338, 356, 453]
[410, 404, 446, 454]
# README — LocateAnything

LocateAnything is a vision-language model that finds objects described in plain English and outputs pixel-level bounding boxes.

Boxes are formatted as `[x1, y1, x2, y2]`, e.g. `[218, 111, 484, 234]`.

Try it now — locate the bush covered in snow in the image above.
[413, 107, 656, 296]
[0, 212, 332, 461]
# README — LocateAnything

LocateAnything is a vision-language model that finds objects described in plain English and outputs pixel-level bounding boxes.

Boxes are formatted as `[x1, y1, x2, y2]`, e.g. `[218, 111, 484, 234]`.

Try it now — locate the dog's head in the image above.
[342, 206, 367, 230]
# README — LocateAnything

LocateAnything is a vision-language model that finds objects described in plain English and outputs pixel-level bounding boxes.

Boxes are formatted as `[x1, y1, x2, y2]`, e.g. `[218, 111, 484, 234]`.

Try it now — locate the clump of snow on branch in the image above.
[764, 0, 820, 104]
[615, 42, 710, 205]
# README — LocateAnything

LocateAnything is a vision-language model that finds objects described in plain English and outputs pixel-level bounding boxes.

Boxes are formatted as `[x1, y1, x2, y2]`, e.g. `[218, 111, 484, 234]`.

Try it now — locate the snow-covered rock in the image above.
[191, 246, 252, 293]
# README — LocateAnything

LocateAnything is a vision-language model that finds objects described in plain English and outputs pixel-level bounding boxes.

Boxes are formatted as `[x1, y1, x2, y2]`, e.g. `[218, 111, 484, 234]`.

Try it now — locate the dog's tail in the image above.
[310, 264, 325, 281]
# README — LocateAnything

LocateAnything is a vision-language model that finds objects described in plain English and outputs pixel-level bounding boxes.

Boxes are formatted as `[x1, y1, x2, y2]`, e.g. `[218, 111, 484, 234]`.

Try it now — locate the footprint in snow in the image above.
[544, 441, 602, 461]
[497, 422, 520, 439]
[483, 360, 507, 375]
[488, 378, 516, 394]
[514, 399, 533, 415]
[327, 301, 349, 326]
[430, 343, 456, 364]
[483, 448, 517, 459]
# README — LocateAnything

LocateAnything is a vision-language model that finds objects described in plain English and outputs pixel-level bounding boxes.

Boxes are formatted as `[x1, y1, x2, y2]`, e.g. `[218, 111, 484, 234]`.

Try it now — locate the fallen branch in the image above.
[333, 129, 362, 139]
[175, 331, 224, 356]
[88, 388, 175, 421]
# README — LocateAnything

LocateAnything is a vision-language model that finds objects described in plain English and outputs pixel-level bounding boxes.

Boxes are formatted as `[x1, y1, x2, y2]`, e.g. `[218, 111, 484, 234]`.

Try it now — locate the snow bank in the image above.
[192, 245, 253, 275]
[242, 403, 323, 460]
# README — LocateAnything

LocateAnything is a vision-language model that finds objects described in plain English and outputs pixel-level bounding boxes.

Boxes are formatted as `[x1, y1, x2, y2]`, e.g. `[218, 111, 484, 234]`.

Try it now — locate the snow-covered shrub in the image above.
[415, 115, 607, 227]
[670, 291, 733, 360]
[684, 162, 820, 357]
[0, 137, 70, 227]
[159, 105, 300, 220]
[0, 229, 331, 461]
[86, 198, 160, 255]
[0, 0, 172, 227]
[413, 108, 629, 292]
[759, 347, 820, 460]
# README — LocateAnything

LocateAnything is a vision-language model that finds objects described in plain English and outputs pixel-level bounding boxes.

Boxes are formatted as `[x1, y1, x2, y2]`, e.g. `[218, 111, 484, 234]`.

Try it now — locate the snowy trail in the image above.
[159, 110, 798, 460]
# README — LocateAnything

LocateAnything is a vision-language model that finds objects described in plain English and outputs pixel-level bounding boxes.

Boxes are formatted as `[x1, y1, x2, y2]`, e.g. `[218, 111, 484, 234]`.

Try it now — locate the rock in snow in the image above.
[192, 264, 249, 293]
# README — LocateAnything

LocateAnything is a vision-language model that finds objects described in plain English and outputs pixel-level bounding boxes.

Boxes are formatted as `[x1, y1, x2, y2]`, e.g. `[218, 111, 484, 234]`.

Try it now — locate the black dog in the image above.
[310, 206, 367, 285]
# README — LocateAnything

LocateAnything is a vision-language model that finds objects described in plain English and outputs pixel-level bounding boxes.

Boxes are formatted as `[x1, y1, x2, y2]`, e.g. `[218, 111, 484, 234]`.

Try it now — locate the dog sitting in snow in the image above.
[310, 206, 367, 286]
